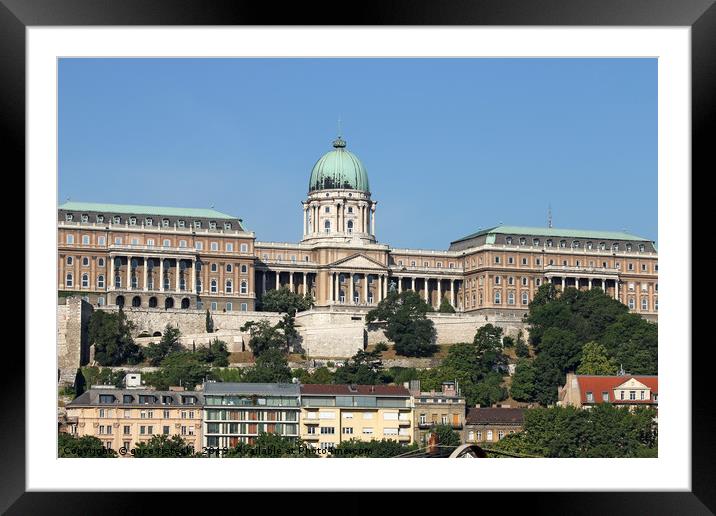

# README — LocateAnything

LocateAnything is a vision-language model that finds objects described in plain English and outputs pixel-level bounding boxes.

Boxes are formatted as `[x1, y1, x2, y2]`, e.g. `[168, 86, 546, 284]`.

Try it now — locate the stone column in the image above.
[371, 205, 376, 236]
[175, 259, 180, 292]
[126, 256, 132, 290]
[143, 258, 148, 291]
[303, 206, 307, 235]
[398, 276, 402, 294]
[588, 278, 592, 290]
[411, 277, 416, 291]
[364, 274, 369, 304]
[191, 258, 197, 293]
[424, 278, 429, 303]
[303, 272, 307, 295]
[159, 259, 164, 291]
[561, 277, 565, 291]
[109, 256, 115, 290]
[262, 271, 267, 295]
[275, 270, 280, 290]
[335, 273, 340, 303]
[450, 279, 455, 307]
[290, 271, 294, 292]
[383, 275, 388, 299]
[437, 279, 442, 305]
[377, 275, 382, 302]
[349, 273, 354, 304]
[614, 279, 619, 301]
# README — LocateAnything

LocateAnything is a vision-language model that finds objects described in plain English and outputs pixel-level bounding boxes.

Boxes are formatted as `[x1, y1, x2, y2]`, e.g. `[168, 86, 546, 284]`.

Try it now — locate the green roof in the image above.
[453, 225, 652, 244]
[59, 201, 238, 220]
[308, 137, 370, 193]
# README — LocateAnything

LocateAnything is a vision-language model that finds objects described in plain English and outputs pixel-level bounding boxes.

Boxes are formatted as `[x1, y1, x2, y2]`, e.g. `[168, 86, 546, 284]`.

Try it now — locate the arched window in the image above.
[66, 256, 73, 265]
[210, 279, 218, 293]
[507, 292, 515, 305]
[82, 256, 89, 266]
[324, 220, 331, 234]
[240, 281, 248, 294]
[347, 220, 353, 234]
[81, 274, 88, 288]
[226, 280, 233, 293]
[115, 275, 121, 288]
[226, 264, 233, 273]
[240, 264, 248, 274]
[97, 275, 105, 288]
[522, 292, 529, 305]
[494, 291, 501, 304]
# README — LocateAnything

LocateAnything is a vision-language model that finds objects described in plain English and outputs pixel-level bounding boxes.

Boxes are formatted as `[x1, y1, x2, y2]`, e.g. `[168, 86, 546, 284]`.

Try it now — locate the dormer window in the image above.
[533, 238, 540, 246]
[81, 214, 89, 222]
[573, 240, 580, 248]
[519, 237, 526, 245]
[194, 221, 202, 229]
[209, 221, 217, 230]
[162, 218, 170, 227]
[129, 217, 137, 226]
[546, 239, 553, 247]
[586, 241, 593, 249]
[65, 214, 73, 222]
[506, 237, 513, 245]
[224, 222, 232, 230]
[612, 243, 619, 251]
[626, 244, 632, 252]
[560, 240, 566, 248]
[599, 242, 606, 250]
[145, 218, 153, 226]
[178, 220, 185, 228]
[96, 215, 104, 223]
[113, 216, 121, 224]
[639, 244, 645, 252]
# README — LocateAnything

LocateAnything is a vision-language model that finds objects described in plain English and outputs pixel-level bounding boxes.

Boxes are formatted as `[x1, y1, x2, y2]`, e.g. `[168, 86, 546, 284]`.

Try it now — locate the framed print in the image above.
[6, 0, 713, 512]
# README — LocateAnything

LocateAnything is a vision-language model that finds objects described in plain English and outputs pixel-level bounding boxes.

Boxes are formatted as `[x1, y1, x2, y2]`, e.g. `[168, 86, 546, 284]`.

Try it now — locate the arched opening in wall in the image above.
[152, 331, 162, 337]
[165, 297, 175, 309]
[148, 296, 158, 308]
[132, 296, 142, 307]
[115, 295, 125, 308]
[181, 298, 190, 309]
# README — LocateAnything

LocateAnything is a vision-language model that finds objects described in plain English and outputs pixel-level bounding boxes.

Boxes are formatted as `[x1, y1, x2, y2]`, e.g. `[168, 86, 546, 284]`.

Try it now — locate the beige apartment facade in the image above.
[64, 388, 204, 456]
[59, 135, 657, 319]
[409, 380, 467, 445]
[300, 384, 413, 454]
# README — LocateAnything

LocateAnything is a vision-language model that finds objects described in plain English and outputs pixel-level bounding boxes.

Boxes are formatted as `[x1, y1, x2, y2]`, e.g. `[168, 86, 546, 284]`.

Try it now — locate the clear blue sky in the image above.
[59, 58, 657, 248]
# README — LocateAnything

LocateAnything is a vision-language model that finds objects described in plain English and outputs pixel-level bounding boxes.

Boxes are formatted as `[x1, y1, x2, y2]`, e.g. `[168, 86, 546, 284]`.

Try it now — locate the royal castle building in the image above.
[58, 136, 658, 320]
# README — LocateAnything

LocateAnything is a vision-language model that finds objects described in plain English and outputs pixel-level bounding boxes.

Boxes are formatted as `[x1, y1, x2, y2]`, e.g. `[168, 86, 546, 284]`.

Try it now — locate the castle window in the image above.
[179, 240, 187, 248]
[210, 280, 218, 293]
[436, 262, 442, 268]
[347, 207, 353, 213]
[324, 220, 331, 234]
[600, 242, 606, 250]
[81, 214, 89, 223]
[641, 263, 647, 271]
[226, 243, 234, 252]
[97, 275, 105, 288]
[411, 261, 416, 267]
[240, 243, 248, 253]
[66, 234, 74, 244]
[521, 277, 528, 286]
[612, 243, 619, 251]
[560, 240, 566, 248]
[587, 241, 593, 249]
[522, 292, 529, 305]
[546, 239, 553, 247]
[96, 214, 104, 223]
[82, 257, 89, 266]
[81, 274, 89, 288]
[129, 217, 137, 226]
[178, 220, 185, 228]
[209, 221, 217, 230]
[226, 264, 233, 273]
[131, 238, 139, 246]
[241, 303, 248, 311]
[147, 239, 154, 247]
[536, 258, 541, 265]
[240, 281, 248, 294]
[65, 213, 73, 222]
[240, 264, 248, 274]
[641, 298, 648, 311]
[506, 237, 513, 244]
[507, 291, 515, 305]
[626, 244, 633, 252]
[494, 256, 500, 264]
[347, 220, 354, 234]
[519, 237, 526, 245]
[226, 302, 233, 312]
[113, 216, 121, 224]
[507, 256, 514, 264]
[211, 263, 218, 272]
[521, 257, 528, 265]
[66, 273, 73, 287]
[533, 238, 540, 246]
[98, 258, 105, 267]
[495, 276, 501, 285]
[573, 240, 580, 248]
[226, 280, 233, 293]
[82, 235, 90, 245]
[508, 276, 514, 285]
[162, 218, 170, 227]
[224, 222, 232, 230]
[145, 218, 153, 226]
[210, 242, 219, 251]
[639, 244, 645, 252]
[163, 239, 171, 247]
[628, 298, 635, 310]
[195, 241, 203, 250]
[325, 206, 330, 213]
[494, 291, 501, 304]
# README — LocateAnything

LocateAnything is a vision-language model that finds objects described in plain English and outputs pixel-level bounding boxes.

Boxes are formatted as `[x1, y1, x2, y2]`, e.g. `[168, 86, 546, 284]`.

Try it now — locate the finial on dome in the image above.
[332, 136, 346, 148]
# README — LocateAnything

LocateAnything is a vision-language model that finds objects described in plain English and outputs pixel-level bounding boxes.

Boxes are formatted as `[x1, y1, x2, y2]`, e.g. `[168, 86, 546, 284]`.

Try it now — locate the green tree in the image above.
[473, 372, 508, 407]
[87, 309, 143, 366]
[259, 286, 312, 314]
[601, 313, 658, 374]
[210, 367, 244, 383]
[194, 338, 230, 366]
[146, 352, 210, 390]
[242, 349, 293, 383]
[276, 313, 299, 351]
[577, 341, 618, 375]
[366, 291, 437, 357]
[58, 432, 117, 458]
[241, 320, 287, 356]
[332, 349, 384, 385]
[374, 342, 389, 353]
[144, 324, 182, 366]
[502, 335, 515, 348]
[432, 424, 461, 447]
[515, 330, 530, 358]
[225, 432, 316, 457]
[309, 366, 334, 384]
[132, 434, 198, 458]
[510, 359, 536, 402]
[80, 366, 126, 389]
[332, 438, 418, 458]
[205, 309, 214, 333]
[438, 296, 456, 313]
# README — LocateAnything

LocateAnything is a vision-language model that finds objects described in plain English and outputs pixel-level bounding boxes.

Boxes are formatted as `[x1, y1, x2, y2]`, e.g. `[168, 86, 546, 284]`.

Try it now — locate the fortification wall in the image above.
[57, 297, 93, 385]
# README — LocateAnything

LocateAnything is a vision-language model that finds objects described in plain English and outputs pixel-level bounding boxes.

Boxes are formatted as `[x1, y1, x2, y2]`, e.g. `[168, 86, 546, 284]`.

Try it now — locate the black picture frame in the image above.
[6, 0, 710, 513]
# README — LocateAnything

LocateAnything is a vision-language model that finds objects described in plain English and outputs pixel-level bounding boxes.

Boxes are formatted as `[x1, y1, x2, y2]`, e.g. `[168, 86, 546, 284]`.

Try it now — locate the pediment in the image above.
[615, 378, 649, 390]
[330, 253, 386, 270]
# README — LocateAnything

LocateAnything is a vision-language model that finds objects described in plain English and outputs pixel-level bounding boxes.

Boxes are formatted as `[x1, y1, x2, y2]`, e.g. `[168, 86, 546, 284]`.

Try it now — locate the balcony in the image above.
[543, 265, 619, 278]
[108, 243, 197, 256]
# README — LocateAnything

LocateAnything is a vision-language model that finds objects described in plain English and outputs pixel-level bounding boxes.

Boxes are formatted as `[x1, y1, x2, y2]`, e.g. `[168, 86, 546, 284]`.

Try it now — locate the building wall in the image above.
[57, 297, 92, 385]
[464, 424, 523, 444]
[65, 405, 202, 455]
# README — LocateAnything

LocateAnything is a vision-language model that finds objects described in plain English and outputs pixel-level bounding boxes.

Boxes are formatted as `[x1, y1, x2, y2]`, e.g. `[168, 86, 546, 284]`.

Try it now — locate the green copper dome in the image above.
[308, 137, 370, 193]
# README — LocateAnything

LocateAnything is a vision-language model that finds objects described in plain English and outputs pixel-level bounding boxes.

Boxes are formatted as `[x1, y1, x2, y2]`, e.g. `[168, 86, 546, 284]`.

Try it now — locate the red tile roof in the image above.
[300, 384, 410, 396]
[466, 407, 524, 425]
[576, 375, 658, 405]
